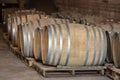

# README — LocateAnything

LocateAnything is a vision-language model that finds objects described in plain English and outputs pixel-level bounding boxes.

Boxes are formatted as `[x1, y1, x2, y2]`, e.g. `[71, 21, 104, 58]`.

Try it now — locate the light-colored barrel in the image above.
[11, 13, 40, 47]
[99, 23, 114, 63]
[33, 18, 69, 59]
[18, 18, 69, 57]
[34, 23, 107, 66]
[11, 14, 27, 46]
[19, 23, 33, 57]
[112, 32, 120, 68]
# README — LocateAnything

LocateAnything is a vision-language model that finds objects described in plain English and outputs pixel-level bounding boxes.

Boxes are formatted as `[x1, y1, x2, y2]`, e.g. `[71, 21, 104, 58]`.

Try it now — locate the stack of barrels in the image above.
[5, 9, 120, 67]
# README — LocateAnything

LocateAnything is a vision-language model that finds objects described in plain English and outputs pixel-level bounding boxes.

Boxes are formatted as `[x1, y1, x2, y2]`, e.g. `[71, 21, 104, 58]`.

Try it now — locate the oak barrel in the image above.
[11, 13, 40, 47]
[18, 18, 69, 57]
[33, 18, 69, 59]
[34, 23, 107, 66]
[11, 14, 28, 46]
[112, 32, 120, 68]
[99, 23, 120, 63]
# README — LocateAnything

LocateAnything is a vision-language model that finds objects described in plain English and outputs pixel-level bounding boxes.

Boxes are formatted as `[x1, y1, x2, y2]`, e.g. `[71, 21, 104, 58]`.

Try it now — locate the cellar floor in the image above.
[0, 25, 111, 80]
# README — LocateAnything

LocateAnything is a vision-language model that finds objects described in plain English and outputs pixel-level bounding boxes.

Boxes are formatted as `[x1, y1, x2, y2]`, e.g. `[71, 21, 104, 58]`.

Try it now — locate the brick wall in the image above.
[53, 0, 120, 19]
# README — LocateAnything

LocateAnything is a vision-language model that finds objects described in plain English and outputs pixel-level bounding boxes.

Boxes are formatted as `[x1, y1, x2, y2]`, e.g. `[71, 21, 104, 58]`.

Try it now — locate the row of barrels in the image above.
[2, 8, 47, 32]
[6, 9, 108, 66]
[6, 9, 120, 67]
[18, 21, 107, 66]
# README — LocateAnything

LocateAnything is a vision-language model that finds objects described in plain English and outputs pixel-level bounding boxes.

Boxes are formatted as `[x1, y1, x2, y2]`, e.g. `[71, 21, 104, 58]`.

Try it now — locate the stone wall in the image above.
[53, 0, 120, 19]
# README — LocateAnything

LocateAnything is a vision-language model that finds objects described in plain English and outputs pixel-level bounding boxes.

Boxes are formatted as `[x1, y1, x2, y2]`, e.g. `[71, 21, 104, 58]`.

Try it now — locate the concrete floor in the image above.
[0, 27, 111, 80]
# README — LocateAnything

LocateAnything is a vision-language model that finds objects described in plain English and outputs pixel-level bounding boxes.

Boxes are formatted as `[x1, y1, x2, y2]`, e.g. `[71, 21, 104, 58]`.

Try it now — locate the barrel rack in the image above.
[4, 33, 120, 78]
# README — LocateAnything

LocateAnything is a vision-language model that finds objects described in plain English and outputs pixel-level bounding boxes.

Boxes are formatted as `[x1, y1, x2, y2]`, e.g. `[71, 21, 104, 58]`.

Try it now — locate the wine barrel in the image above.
[18, 18, 69, 57]
[11, 13, 41, 47]
[99, 23, 120, 63]
[18, 19, 41, 57]
[38, 18, 69, 28]
[7, 15, 13, 40]
[17, 15, 28, 50]
[11, 14, 28, 46]
[19, 23, 33, 57]
[7, 9, 42, 41]
[34, 23, 107, 66]
[33, 18, 69, 59]
[112, 32, 120, 68]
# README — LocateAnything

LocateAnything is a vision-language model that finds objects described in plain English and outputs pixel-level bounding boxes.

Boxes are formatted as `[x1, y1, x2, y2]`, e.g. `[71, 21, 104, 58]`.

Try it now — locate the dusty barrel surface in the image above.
[34, 23, 107, 66]
[98, 23, 114, 63]
[37, 18, 69, 28]
[112, 32, 120, 68]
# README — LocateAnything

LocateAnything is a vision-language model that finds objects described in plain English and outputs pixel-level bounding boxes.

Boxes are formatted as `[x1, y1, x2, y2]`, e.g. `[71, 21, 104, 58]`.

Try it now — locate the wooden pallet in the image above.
[32, 61, 106, 77]
[9, 44, 107, 78]
[10, 44, 34, 67]
[106, 64, 120, 80]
